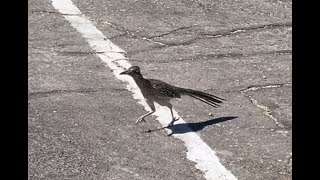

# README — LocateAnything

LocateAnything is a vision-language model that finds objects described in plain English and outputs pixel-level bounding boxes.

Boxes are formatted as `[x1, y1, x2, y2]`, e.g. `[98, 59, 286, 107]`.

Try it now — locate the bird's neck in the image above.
[131, 73, 144, 80]
[131, 74, 149, 88]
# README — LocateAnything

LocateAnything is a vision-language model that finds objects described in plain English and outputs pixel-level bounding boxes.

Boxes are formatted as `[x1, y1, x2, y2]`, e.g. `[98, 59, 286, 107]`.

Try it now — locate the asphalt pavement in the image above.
[28, 0, 292, 179]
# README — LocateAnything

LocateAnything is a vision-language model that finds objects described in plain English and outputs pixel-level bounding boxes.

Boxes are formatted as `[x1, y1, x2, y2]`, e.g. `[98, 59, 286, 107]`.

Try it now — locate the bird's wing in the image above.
[149, 79, 181, 99]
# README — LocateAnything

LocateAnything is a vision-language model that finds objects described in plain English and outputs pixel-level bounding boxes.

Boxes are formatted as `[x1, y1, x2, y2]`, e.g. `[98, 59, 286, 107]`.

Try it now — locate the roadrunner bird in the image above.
[120, 66, 226, 126]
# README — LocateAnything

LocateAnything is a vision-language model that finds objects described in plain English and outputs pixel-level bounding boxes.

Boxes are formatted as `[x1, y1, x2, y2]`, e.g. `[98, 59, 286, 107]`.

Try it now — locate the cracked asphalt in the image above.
[28, 0, 292, 179]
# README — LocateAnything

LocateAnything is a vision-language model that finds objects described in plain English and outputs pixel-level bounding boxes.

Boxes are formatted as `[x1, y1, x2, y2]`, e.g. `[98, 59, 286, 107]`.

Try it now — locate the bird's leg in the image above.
[167, 104, 179, 127]
[135, 111, 154, 124]
[135, 99, 155, 124]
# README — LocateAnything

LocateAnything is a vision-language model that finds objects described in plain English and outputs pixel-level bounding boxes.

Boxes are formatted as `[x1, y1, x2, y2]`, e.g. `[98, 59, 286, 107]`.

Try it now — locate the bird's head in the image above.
[119, 66, 142, 77]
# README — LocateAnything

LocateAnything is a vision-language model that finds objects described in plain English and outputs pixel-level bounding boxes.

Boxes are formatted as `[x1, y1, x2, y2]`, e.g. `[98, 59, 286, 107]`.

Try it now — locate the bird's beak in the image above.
[119, 70, 128, 75]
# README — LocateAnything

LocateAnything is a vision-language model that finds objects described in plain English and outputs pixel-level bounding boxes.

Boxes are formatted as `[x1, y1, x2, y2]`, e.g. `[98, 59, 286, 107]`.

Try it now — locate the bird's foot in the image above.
[135, 117, 146, 124]
[167, 117, 179, 127]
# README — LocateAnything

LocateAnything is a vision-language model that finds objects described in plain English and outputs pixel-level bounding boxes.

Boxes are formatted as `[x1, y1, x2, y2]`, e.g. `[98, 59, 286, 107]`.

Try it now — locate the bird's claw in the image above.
[135, 117, 146, 124]
[167, 117, 179, 127]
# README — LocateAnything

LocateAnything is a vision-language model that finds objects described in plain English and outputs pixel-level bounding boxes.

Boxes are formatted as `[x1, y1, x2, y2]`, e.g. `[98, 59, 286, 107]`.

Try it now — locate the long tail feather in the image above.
[189, 94, 221, 108]
[177, 88, 226, 108]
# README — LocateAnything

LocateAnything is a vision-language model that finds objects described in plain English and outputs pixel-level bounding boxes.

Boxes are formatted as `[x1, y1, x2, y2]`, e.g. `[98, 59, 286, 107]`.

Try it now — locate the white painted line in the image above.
[51, 0, 237, 179]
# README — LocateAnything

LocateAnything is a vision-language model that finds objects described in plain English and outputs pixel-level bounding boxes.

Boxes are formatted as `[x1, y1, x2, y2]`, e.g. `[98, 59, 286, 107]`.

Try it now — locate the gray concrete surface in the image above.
[28, 0, 292, 179]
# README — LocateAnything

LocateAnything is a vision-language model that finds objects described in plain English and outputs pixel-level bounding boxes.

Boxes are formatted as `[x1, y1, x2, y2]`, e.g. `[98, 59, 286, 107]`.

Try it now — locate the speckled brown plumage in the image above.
[120, 66, 225, 126]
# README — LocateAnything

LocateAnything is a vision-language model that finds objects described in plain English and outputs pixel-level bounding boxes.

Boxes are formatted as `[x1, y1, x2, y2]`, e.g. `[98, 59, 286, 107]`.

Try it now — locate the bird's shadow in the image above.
[143, 116, 238, 135]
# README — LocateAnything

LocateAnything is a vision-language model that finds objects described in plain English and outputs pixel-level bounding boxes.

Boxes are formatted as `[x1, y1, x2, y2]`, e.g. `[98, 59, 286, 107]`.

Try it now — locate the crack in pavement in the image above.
[103, 22, 198, 49]
[56, 51, 105, 56]
[127, 37, 200, 55]
[28, 9, 81, 16]
[203, 83, 291, 94]
[28, 88, 126, 99]
[28, 10, 62, 14]
[108, 33, 128, 40]
[148, 26, 194, 39]
[240, 83, 290, 128]
[29, 89, 100, 98]
[88, 17, 167, 46]
[28, 46, 55, 52]
[200, 22, 292, 38]
[240, 83, 290, 93]
[245, 94, 285, 128]
[178, 50, 292, 61]
[98, 20, 196, 47]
